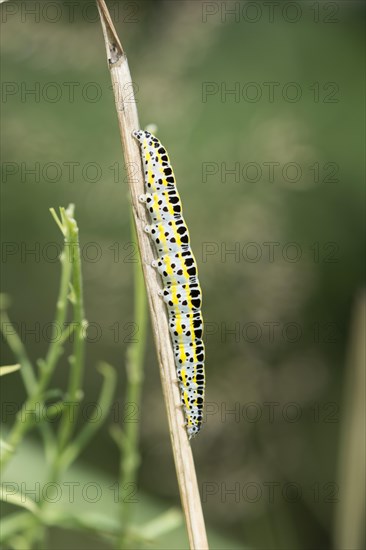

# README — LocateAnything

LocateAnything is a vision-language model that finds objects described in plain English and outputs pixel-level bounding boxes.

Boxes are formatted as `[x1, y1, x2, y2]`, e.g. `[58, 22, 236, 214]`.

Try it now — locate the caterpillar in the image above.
[133, 129, 205, 438]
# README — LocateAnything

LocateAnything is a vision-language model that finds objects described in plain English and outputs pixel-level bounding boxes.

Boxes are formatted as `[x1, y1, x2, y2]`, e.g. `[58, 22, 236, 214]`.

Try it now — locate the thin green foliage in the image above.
[0, 206, 181, 549]
[0, 205, 116, 547]
[118, 217, 148, 547]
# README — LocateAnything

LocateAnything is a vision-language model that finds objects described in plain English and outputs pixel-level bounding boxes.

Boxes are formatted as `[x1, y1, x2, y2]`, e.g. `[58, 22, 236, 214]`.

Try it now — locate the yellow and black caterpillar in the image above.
[133, 130, 205, 438]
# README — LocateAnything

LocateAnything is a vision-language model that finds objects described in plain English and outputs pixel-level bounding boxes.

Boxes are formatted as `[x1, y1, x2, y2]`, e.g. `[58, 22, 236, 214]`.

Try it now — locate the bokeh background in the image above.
[1, 1, 365, 549]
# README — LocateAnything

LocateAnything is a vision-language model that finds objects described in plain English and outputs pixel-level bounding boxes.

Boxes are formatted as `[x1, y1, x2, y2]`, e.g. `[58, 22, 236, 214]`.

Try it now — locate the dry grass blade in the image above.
[334, 290, 365, 550]
[96, 1, 209, 548]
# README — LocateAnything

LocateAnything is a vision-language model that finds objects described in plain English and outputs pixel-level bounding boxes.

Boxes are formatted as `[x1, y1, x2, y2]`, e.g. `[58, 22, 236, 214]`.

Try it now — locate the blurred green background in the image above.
[1, 1, 365, 549]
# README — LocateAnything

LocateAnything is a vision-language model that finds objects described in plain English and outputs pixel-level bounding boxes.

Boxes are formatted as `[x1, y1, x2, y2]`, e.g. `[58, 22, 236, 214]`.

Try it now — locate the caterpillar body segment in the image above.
[160, 282, 202, 314]
[153, 251, 198, 286]
[140, 191, 183, 223]
[168, 311, 204, 345]
[145, 217, 190, 253]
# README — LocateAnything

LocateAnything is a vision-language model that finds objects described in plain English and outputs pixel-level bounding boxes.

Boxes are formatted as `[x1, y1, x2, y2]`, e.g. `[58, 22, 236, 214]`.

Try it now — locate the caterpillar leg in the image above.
[139, 193, 152, 204]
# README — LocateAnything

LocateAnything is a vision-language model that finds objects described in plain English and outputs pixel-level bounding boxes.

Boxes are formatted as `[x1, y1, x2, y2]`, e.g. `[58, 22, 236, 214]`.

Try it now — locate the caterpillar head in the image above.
[132, 129, 145, 141]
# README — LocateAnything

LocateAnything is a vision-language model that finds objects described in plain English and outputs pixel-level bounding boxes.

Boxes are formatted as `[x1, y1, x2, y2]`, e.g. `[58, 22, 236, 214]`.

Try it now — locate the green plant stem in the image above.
[40, 207, 86, 501]
[0, 309, 37, 395]
[29, 207, 84, 548]
[1, 205, 119, 549]
[43, 250, 73, 387]
[0, 210, 76, 472]
[57, 215, 86, 453]
[119, 220, 148, 546]
[59, 363, 116, 471]
[1, 207, 81, 550]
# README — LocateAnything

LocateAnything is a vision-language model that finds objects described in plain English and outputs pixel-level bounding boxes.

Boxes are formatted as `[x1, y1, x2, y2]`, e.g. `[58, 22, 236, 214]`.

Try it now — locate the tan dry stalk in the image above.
[96, 2, 209, 548]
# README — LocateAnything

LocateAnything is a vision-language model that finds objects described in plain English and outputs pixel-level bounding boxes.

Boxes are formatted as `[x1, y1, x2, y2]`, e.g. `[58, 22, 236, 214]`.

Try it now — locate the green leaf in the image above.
[137, 508, 182, 539]
[0, 439, 14, 453]
[0, 512, 34, 543]
[0, 364, 21, 377]
[0, 485, 40, 515]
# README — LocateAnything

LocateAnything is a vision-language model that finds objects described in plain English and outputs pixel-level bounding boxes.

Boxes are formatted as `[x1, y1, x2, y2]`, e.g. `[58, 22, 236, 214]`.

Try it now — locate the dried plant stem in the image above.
[96, 2, 208, 548]
[334, 290, 365, 550]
